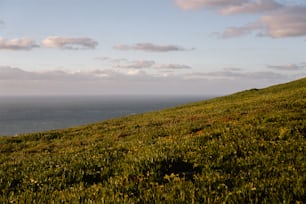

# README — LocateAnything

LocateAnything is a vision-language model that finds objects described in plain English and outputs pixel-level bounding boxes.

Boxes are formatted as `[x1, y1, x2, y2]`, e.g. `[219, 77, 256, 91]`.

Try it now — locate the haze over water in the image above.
[0, 95, 207, 136]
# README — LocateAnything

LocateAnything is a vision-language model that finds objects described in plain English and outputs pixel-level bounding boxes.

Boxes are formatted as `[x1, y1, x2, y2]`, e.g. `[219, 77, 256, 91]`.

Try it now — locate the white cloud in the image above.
[0, 37, 39, 50]
[220, 0, 282, 15]
[126, 69, 147, 76]
[0, 66, 288, 81]
[184, 70, 286, 80]
[95, 57, 128, 63]
[222, 67, 243, 71]
[97, 56, 192, 70]
[0, 66, 152, 81]
[184, 70, 244, 80]
[1, 66, 304, 95]
[42, 36, 98, 50]
[154, 64, 192, 69]
[115, 60, 156, 69]
[267, 63, 305, 71]
[113, 42, 189, 52]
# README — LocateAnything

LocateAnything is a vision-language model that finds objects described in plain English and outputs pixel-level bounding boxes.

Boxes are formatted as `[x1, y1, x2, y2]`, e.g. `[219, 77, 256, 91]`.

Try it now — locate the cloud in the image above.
[222, 67, 243, 71]
[1, 66, 295, 82]
[42, 36, 98, 50]
[115, 60, 155, 69]
[221, 23, 260, 38]
[184, 70, 285, 80]
[113, 42, 189, 52]
[175, 0, 281, 14]
[258, 6, 306, 38]
[96, 56, 192, 71]
[222, 5, 306, 38]
[154, 64, 192, 69]
[267, 64, 305, 71]
[220, 0, 282, 15]
[1, 66, 304, 95]
[185, 70, 244, 80]
[176, 0, 306, 38]
[0, 66, 32, 79]
[175, 0, 245, 10]
[0, 66, 74, 80]
[0, 66, 151, 81]
[126, 69, 147, 76]
[95, 56, 128, 63]
[0, 37, 39, 50]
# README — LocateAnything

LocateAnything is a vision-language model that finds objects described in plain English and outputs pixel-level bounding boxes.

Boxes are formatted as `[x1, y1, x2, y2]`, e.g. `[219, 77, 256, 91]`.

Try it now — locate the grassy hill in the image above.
[0, 78, 305, 203]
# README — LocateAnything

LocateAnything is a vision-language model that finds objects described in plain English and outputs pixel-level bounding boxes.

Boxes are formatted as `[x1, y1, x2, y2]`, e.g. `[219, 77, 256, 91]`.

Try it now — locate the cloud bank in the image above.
[114, 43, 188, 52]
[96, 56, 192, 71]
[41, 36, 98, 50]
[95, 57, 128, 63]
[184, 70, 284, 80]
[1, 65, 302, 83]
[115, 60, 156, 69]
[155, 64, 192, 69]
[267, 63, 305, 71]
[1, 65, 303, 95]
[0, 37, 39, 50]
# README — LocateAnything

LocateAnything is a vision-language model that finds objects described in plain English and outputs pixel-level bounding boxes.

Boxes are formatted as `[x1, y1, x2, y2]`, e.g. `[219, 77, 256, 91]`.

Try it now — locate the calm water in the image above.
[0, 95, 208, 136]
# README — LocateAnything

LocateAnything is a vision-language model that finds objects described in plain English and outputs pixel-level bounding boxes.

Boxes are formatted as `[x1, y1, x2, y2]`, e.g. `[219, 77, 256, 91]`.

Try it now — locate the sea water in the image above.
[0, 95, 208, 136]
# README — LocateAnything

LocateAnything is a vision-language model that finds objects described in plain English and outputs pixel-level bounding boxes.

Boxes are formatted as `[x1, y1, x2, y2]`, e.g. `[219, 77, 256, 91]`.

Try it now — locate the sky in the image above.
[0, 0, 305, 95]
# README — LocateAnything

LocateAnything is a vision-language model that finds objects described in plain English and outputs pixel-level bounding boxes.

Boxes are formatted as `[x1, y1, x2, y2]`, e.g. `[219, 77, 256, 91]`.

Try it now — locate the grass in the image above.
[0, 78, 305, 203]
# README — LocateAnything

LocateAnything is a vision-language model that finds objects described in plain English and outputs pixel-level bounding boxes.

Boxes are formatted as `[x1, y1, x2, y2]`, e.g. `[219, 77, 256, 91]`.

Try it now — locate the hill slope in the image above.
[1, 78, 305, 203]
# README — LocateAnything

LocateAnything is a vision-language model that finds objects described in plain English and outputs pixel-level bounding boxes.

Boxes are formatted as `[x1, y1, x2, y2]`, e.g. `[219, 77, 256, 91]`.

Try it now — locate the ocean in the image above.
[0, 95, 208, 136]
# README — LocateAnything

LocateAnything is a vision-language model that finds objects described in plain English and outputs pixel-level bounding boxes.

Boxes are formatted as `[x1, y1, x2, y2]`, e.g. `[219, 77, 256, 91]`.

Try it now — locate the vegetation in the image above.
[0, 78, 305, 203]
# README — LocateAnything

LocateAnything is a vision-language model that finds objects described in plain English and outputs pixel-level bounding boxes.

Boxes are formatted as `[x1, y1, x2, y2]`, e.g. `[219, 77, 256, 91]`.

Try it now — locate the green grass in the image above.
[1, 78, 305, 203]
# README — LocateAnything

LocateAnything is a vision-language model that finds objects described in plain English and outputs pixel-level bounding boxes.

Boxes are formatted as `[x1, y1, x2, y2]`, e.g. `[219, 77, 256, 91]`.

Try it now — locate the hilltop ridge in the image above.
[0, 78, 305, 203]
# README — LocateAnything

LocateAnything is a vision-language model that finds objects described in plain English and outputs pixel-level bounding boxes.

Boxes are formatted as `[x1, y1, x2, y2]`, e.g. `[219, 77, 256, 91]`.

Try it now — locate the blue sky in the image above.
[0, 0, 305, 95]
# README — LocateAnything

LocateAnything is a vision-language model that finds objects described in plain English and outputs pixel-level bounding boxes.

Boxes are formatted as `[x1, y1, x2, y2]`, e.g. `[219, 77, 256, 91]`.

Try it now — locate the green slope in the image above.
[1, 78, 305, 203]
